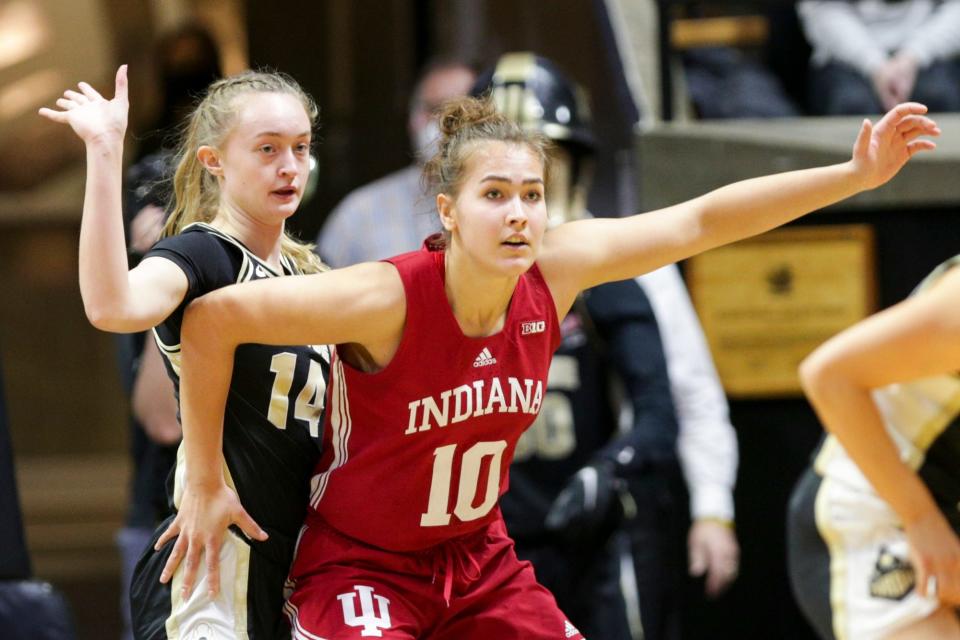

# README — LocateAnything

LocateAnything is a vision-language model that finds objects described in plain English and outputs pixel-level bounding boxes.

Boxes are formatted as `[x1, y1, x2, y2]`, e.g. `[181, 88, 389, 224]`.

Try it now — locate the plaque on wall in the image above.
[686, 225, 876, 397]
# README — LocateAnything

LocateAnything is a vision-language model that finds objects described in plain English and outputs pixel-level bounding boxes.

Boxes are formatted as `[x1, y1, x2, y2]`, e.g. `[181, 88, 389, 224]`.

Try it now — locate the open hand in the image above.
[38, 65, 129, 146]
[154, 479, 267, 599]
[850, 102, 939, 191]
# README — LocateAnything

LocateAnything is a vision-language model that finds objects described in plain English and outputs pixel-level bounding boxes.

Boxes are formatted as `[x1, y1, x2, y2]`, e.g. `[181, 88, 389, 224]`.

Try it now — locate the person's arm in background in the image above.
[637, 264, 740, 597]
[797, 1, 887, 77]
[900, 0, 960, 68]
[132, 337, 181, 446]
[883, 0, 960, 107]
[875, 0, 960, 110]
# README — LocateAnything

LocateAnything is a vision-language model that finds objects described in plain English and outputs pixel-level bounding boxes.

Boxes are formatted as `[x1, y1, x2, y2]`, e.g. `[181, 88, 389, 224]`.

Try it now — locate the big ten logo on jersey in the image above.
[514, 354, 578, 462]
[266, 345, 330, 437]
[338, 585, 391, 637]
[521, 319, 546, 335]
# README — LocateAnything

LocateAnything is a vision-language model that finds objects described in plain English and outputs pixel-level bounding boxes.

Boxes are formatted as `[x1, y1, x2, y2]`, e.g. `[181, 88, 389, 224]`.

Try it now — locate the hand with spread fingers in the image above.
[848, 102, 938, 191]
[155, 477, 267, 599]
[38, 65, 129, 147]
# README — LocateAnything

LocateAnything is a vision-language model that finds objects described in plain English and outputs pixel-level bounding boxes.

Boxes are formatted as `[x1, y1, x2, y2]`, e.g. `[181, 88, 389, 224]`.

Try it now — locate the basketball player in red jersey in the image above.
[165, 97, 936, 639]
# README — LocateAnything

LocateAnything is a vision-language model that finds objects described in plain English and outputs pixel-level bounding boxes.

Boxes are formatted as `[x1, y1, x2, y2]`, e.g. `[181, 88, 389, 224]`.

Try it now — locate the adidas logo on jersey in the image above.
[564, 620, 581, 638]
[473, 348, 497, 367]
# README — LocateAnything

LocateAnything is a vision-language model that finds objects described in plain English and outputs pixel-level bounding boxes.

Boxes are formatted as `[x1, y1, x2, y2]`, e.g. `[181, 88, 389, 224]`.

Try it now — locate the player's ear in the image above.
[197, 146, 223, 177]
[437, 193, 456, 232]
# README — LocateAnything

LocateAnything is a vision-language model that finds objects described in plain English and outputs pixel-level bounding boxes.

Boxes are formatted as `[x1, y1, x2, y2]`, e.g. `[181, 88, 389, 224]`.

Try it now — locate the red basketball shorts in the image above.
[284, 513, 584, 639]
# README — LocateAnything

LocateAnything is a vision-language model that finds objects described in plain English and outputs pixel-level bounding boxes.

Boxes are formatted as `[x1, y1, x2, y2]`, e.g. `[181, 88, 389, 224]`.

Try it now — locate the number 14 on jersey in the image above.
[267, 350, 328, 437]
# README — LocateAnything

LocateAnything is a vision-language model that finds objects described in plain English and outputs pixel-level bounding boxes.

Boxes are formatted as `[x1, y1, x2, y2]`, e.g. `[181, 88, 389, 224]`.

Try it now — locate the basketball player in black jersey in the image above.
[40, 66, 329, 639]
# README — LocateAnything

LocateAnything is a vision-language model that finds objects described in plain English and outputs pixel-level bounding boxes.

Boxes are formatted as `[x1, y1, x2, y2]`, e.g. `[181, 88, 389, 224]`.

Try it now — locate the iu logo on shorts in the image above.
[337, 585, 392, 637]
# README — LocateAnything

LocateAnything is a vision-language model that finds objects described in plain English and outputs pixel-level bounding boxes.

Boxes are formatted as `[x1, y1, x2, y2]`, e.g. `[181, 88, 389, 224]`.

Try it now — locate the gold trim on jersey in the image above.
[815, 255, 960, 476]
[815, 384, 960, 476]
[164, 537, 251, 640]
[915, 255, 960, 295]
[237, 251, 254, 282]
[166, 444, 247, 639]
[165, 536, 251, 640]
[280, 251, 300, 276]
[171, 441, 240, 510]
[813, 435, 836, 476]
[912, 388, 960, 463]
[815, 475, 849, 640]
[153, 327, 183, 378]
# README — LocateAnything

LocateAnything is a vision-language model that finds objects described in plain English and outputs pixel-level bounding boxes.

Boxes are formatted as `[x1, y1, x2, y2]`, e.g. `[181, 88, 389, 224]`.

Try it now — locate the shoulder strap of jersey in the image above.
[280, 252, 301, 276]
[915, 254, 960, 295]
[183, 222, 287, 282]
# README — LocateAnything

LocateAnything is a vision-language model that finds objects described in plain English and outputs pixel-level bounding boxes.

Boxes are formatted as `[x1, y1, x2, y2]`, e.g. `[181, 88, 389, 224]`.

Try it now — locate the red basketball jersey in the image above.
[307, 240, 561, 551]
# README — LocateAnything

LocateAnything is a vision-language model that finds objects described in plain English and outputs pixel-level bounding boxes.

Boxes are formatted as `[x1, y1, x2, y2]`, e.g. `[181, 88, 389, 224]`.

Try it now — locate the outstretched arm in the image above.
[38, 65, 187, 332]
[155, 262, 406, 597]
[541, 103, 938, 311]
[801, 266, 960, 606]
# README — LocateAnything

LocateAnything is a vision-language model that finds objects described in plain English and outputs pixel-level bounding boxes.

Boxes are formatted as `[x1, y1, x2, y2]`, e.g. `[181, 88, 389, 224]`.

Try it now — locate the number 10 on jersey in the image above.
[420, 440, 508, 527]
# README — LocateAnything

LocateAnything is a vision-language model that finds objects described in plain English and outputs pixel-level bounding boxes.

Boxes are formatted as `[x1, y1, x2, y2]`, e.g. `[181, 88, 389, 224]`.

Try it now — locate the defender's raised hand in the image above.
[38, 65, 129, 146]
[851, 102, 939, 191]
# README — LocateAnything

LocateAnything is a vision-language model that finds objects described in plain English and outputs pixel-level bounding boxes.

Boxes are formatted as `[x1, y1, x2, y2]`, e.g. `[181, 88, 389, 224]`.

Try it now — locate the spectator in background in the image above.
[135, 23, 222, 158]
[316, 57, 475, 266]
[477, 52, 740, 640]
[682, 47, 800, 119]
[672, 6, 802, 119]
[799, 0, 960, 115]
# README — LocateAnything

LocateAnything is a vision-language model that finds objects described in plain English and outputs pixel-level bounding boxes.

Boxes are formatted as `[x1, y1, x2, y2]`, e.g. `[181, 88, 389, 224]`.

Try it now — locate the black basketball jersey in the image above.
[501, 278, 679, 539]
[144, 222, 328, 554]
